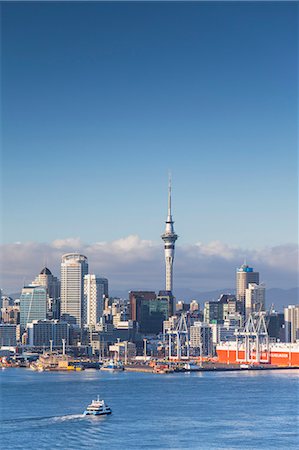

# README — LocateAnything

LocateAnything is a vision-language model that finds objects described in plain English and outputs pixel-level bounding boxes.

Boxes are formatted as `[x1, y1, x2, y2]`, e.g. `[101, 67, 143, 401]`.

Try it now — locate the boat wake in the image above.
[52, 414, 85, 422]
[0, 414, 85, 427]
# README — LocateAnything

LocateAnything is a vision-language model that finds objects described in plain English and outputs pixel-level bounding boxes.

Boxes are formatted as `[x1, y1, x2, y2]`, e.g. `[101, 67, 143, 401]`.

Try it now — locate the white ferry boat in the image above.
[83, 396, 112, 416]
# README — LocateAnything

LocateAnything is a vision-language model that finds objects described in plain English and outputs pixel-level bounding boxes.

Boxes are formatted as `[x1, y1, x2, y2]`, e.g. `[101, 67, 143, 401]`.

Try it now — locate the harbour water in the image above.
[0, 368, 298, 449]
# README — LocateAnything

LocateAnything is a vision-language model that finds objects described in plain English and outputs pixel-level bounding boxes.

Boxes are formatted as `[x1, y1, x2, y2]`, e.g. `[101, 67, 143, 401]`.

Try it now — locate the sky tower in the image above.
[161, 176, 178, 293]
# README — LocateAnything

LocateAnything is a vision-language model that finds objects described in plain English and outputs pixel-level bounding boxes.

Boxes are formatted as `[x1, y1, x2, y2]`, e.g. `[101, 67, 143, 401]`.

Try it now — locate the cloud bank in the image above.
[0, 235, 298, 295]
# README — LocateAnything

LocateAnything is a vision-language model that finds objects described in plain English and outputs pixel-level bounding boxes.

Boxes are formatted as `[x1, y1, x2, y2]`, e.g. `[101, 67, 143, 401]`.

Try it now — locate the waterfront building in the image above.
[20, 285, 47, 328]
[245, 283, 265, 319]
[109, 341, 137, 360]
[0, 324, 17, 347]
[27, 320, 70, 347]
[83, 275, 106, 326]
[60, 253, 88, 327]
[236, 264, 259, 314]
[32, 267, 61, 319]
[161, 176, 178, 293]
[284, 305, 299, 343]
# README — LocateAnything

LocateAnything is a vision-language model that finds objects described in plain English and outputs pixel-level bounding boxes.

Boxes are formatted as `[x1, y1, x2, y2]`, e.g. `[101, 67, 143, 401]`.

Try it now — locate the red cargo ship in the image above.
[216, 342, 299, 367]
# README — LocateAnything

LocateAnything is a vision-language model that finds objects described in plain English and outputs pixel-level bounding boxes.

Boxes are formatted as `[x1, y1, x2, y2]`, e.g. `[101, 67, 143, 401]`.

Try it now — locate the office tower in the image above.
[0, 324, 17, 346]
[267, 312, 285, 342]
[27, 320, 70, 347]
[190, 300, 199, 312]
[83, 275, 106, 326]
[236, 264, 259, 314]
[245, 283, 265, 318]
[284, 305, 299, 343]
[60, 253, 88, 327]
[129, 291, 156, 321]
[20, 285, 47, 328]
[161, 176, 178, 293]
[190, 322, 213, 356]
[97, 277, 109, 297]
[32, 267, 61, 319]
[204, 301, 224, 324]
[157, 290, 175, 317]
[129, 290, 168, 333]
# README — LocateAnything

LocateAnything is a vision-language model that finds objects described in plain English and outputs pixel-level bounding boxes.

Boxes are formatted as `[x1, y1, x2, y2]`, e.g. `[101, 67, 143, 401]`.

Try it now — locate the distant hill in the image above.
[111, 287, 299, 312]
[7, 287, 299, 313]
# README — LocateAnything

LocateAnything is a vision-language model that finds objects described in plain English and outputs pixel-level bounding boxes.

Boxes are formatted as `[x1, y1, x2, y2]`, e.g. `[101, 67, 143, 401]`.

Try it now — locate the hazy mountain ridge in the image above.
[112, 287, 299, 312]
[6, 288, 299, 313]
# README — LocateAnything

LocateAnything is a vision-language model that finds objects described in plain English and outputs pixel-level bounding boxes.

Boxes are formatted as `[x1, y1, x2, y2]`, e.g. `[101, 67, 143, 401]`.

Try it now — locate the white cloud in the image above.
[0, 236, 298, 294]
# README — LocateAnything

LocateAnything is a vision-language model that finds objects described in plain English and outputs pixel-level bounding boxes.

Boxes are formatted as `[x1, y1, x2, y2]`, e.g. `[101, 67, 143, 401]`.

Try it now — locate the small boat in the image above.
[184, 363, 199, 372]
[100, 360, 124, 372]
[83, 396, 112, 416]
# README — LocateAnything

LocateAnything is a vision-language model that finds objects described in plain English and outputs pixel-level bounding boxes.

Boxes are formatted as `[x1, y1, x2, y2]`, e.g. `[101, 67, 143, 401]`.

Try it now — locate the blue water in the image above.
[0, 368, 298, 449]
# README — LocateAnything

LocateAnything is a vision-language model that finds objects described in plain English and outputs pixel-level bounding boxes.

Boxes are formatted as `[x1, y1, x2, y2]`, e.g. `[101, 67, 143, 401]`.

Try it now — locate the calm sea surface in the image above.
[0, 368, 298, 449]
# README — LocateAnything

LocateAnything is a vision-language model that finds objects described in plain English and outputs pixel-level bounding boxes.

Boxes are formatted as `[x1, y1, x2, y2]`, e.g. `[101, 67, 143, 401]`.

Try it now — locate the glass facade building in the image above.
[20, 285, 47, 328]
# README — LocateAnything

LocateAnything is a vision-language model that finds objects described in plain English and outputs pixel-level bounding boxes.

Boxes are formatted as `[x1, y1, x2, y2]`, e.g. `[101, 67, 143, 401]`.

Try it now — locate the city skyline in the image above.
[1, 2, 298, 294]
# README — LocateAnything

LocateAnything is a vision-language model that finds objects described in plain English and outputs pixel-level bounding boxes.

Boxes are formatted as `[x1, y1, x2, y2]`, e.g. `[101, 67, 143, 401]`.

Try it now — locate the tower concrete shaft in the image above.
[161, 177, 178, 293]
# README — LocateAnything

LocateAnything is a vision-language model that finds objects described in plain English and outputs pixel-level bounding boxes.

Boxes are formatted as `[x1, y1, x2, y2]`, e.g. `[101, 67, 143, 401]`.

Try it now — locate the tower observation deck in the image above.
[161, 176, 178, 293]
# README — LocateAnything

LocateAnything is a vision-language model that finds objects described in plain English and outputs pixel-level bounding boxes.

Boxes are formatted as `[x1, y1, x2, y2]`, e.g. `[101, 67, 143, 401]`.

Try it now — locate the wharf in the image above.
[124, 363, 299, 374]
[124, 365, 153, 373]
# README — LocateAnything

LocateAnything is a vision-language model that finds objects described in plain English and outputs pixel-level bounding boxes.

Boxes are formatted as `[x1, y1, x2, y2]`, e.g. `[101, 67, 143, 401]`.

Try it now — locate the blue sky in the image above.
[1, 2, 298, 293]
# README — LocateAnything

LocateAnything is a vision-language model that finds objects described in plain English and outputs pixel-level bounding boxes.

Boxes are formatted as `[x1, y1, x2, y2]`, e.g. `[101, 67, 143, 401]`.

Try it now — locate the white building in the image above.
[284, 305, 299, 343]
[60, 253, 88, 327]
[245, 283, 265, 319]
[190, 322, 213, 356]
[236, 264, 259, 312]
[83, 274, 105, 326]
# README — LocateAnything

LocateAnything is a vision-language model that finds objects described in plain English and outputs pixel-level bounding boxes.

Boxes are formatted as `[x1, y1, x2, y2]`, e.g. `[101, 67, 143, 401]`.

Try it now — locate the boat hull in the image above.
[84, 410, 112, 416]
[216, 342, 299, 366]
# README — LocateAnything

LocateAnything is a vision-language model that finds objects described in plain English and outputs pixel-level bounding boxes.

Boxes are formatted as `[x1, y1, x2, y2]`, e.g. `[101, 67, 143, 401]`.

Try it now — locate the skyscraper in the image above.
[161, 176, 178, 293]
[245, 283, 265, 318]
[32, 267, 60, 319]
[236, 264, 259, 315]
[60, 253, 88, 327]
[20, 285, 47, 328]
[284, 305, 299, 343]
[83, 275, 106, 326]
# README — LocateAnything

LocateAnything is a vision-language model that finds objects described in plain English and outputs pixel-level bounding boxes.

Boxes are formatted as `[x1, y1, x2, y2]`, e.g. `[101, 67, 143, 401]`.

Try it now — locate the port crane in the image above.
[235, 312, 269, 363]
[167, 313, 190, 360]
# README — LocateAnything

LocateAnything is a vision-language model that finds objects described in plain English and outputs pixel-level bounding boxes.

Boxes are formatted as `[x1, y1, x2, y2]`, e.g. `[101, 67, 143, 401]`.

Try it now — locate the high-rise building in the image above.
[20, 285, 47, 328]
[129, 291, 156, 322]
[161, 176, 178, 293]
[245, 283, 266, 318]
[190, 322, 213, 356]
[60, 253, 88, 327]
[0, 324, 17, 346]
[284, 305, 299, 343]
[83, 275, 106, 326]
[32, 267, 61, 319]
[236, 264, 259, 314]
[204, 301, 223, 324]
[27, 320, 70, 347]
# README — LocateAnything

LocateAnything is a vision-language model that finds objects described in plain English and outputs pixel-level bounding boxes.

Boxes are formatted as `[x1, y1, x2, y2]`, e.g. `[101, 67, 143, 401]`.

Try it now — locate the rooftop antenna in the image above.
[168, 170, 172, 219]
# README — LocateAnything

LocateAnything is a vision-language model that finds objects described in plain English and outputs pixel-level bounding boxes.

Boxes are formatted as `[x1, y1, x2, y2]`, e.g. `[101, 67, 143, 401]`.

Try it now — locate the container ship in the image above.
[216, 342, 299, 367]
